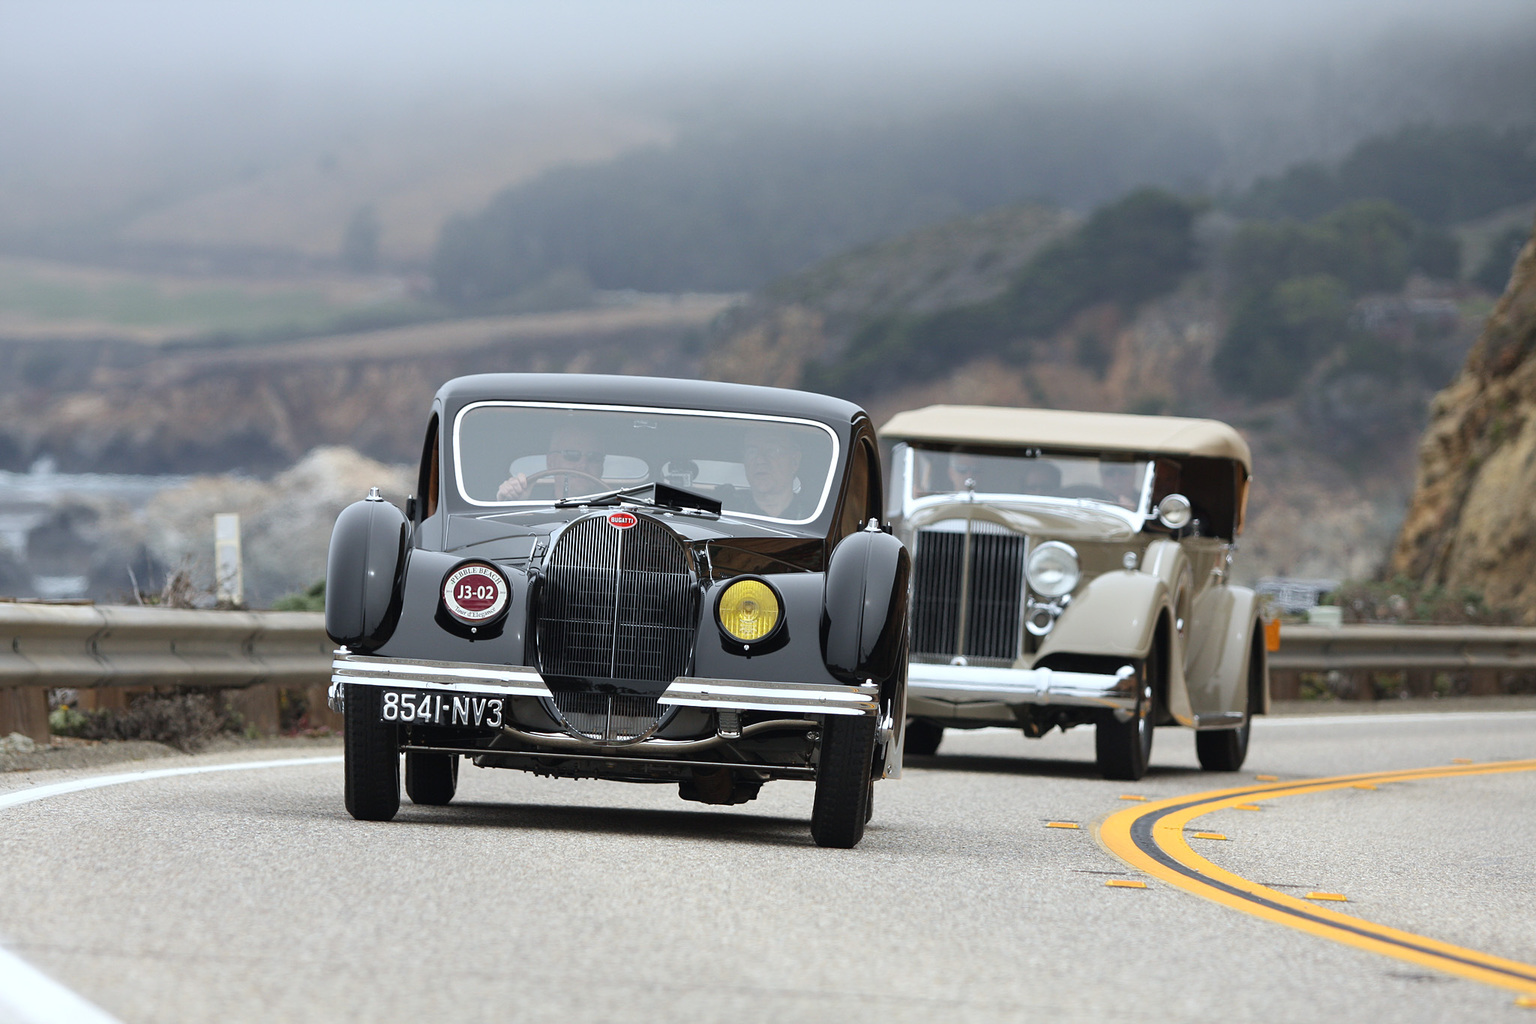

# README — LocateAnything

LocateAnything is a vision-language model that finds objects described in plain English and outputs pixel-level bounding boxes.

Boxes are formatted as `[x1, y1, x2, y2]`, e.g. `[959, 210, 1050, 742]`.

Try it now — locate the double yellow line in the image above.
[1099, 760, 1536, 995]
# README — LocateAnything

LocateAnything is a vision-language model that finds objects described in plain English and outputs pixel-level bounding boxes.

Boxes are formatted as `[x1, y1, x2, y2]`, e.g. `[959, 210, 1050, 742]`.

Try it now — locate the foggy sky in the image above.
[1, 0, 1531, 257]
[4, 0, 1533, 102]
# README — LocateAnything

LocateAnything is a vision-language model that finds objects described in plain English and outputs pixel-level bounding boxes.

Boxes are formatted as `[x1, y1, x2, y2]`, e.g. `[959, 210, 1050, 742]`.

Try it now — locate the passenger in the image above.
[1101, 462, 1147, 510]
[741, 426, 811, 518]
[1017, 459, 1063, 496]
[497, 423, 606, 500]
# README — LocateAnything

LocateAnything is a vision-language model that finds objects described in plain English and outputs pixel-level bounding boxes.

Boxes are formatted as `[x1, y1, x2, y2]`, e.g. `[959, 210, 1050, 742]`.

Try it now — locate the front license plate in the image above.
[379, 690, 504, 728]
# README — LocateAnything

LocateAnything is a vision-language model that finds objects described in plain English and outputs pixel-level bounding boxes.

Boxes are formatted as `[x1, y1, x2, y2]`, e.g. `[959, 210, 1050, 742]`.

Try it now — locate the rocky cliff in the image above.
[1391, 216, 1536, 618]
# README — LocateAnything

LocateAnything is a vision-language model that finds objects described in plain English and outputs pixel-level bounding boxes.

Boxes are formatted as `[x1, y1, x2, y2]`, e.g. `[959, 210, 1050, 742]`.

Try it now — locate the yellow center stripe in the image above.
[1098, 760, 1536, 995]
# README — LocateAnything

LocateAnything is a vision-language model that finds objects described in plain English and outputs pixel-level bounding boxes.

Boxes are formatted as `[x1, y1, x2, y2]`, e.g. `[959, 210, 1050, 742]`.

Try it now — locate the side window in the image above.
[838, 439, 877, 540]
[417, 414, 440, 519]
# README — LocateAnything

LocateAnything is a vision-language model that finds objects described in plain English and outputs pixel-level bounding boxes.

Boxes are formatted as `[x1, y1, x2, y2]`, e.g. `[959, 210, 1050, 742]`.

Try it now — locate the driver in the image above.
[497, 423, 606, 500]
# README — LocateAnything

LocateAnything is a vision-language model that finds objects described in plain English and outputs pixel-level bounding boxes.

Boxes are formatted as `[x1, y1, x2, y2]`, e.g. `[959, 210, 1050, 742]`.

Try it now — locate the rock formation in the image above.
[1390, 215, 1536, 619]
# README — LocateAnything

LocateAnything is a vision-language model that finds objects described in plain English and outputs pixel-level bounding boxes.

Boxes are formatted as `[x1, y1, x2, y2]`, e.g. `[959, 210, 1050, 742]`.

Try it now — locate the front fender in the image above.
[821, 529, 912, 684]
[1037, 570, 1168, 663]
[1186, 585, 1266, 719]
[325, 497, 409, 652]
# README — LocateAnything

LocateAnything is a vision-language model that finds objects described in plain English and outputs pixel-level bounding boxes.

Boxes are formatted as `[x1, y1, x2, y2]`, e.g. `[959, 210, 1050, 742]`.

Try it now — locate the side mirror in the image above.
[1155, 493, 1193, 530]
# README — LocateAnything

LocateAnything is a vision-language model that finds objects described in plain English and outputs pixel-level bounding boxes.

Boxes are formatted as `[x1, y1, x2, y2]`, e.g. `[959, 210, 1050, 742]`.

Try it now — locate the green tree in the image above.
[1213, 274, 1352, 399]
[808, 189, 1200, 398]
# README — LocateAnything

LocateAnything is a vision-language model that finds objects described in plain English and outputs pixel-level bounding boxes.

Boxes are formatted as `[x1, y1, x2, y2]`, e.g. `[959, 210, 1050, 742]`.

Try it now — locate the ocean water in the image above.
[0, 459, 192, 599]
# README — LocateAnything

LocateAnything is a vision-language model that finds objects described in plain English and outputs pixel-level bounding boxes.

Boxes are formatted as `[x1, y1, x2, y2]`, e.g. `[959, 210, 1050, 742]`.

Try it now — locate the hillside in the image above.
[705, 184, 1506, 586]
[1391, 215, 1536, 619]
[0, 297, 731, 475]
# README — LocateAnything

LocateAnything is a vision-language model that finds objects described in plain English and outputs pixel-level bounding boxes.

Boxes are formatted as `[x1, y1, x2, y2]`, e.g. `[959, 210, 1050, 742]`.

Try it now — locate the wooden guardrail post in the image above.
[0, 687, 50, 743]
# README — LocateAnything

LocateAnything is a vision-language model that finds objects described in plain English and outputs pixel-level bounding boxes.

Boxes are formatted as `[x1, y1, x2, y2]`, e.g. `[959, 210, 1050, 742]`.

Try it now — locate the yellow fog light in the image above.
[716, 579, 782, 643]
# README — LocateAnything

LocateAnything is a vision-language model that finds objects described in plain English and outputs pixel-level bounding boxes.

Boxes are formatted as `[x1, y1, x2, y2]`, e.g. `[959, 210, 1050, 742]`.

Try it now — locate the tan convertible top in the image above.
[880, 405, 1252, 473]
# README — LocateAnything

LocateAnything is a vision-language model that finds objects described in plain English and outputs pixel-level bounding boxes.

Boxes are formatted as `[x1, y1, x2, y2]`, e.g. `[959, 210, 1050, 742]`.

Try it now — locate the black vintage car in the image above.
[325, 374, 910, 847]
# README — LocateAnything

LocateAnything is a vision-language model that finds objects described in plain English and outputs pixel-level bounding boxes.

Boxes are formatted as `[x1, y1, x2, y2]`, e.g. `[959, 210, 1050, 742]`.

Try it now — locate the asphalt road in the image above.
[2, 709, 1534, 1024]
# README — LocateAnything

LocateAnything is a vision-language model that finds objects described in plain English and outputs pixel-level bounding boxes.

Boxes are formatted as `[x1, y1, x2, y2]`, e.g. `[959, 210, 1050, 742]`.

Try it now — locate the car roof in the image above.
[879, 404, 1252, 472]
[436, 373, 865, 428]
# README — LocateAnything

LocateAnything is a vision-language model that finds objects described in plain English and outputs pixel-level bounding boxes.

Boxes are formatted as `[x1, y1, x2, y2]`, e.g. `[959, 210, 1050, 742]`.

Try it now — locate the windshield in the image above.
[906, 447, 1150, 513]
[453, 402, 839, 523]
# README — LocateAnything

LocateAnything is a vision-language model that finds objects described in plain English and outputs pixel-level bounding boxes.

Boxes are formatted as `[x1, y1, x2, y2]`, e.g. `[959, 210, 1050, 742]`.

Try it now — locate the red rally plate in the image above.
[608, 511, 638, 530]
[442, 564, 508, 623]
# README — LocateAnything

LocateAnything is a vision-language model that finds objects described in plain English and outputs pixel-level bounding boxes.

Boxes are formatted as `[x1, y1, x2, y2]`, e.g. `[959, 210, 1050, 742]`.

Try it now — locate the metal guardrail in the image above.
[1270, 623, 1536, 673]
[5, 606, 1536, 691]
[0, 603, 331, 690]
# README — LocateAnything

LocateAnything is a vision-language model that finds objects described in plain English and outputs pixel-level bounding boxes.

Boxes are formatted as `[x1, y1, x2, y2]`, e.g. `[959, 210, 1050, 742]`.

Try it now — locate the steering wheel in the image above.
[517, 467, 608, 499]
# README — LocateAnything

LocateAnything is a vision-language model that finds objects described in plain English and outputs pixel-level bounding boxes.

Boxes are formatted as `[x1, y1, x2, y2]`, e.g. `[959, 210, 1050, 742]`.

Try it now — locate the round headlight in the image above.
[1156, 493, 1193, 530]
[1027, 541, 1080, 598]
[716, 579, 782, 642]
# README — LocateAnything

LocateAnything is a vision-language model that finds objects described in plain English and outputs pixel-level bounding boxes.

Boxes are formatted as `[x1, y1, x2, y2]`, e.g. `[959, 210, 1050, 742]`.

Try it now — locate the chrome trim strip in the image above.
[907, 661, 1137, 710]
[332, 652, 877, 717]
[332, 654, 554, 697]
[659, 678, 879, 717]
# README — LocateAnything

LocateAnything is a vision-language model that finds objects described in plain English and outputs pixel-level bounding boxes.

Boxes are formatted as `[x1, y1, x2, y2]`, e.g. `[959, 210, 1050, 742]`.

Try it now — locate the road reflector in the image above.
[1452, 758, 1472, 765]
[1515, 995, 1536, 1007]
[1106, 880, 1148, 889]
[1119, 794, 1148, 801]
[1192, 832, 1228, 841]
[1046, 821, 1080, 829]
[1305, 892, 1348, 902]
[1255, 774, 1279, 781]
[1234, 804, 1262, 811]
[1352, 783, 1378, 790]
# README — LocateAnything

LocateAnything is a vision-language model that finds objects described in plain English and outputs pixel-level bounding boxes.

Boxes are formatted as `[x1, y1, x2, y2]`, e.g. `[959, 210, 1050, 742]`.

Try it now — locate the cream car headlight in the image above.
[1027, 541, 1080, 598]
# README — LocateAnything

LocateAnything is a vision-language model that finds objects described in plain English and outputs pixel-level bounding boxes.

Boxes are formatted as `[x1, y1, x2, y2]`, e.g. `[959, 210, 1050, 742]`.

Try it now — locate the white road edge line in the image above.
[1257, 710, 1536, 727]
[0, 754, 344, 1024]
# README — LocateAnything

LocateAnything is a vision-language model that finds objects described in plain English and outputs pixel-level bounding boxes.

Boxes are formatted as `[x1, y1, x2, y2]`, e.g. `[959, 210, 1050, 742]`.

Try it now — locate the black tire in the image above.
[1096, 644, 1158, 781]
[405, 751, 460, 805]
[904, 718, 944, 758]
[811, 715, 877, 848]
[344, 684, 400, 821]
[1196, 642, 1258, 772]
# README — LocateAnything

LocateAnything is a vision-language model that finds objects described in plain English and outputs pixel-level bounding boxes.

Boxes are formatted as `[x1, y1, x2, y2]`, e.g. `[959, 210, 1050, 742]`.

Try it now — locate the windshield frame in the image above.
[451, 400, 843, 525]
[896, 443, 1155, 531]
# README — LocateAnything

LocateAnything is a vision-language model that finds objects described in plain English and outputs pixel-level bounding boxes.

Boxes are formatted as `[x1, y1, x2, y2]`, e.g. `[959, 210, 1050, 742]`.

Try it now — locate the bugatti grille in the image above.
[548, 691, 669, 743]
[537, 514, 695, 684]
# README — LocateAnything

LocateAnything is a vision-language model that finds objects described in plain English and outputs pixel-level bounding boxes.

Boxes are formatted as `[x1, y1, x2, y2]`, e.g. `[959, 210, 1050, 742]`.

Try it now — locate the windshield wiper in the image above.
[555, 482, 723, 516]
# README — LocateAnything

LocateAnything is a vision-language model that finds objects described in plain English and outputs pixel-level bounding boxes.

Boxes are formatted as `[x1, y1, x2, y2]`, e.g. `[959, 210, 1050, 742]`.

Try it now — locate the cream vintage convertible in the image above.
[879, 405, 1270, 780]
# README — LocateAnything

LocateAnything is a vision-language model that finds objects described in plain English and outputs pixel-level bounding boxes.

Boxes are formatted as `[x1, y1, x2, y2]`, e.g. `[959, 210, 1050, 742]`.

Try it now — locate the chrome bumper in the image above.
[906, 662, 1139, 714]
[329, 651, 878, 718]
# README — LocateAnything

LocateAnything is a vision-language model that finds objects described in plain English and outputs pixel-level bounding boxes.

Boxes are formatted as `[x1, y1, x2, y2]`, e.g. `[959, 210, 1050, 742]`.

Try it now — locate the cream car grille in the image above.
[911, 527, 1025, 663]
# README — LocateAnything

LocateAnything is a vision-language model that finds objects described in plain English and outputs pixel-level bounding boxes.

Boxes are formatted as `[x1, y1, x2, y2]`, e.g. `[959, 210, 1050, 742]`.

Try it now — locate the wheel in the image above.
[1096, 645, 1158, 781]
[344, 684, 400, 821]
[1196, 642, 1259, 772]
[904, 718, 944, 758]
[864, 776, 875, 824]
[405, 751, 460, 805]
[811, 715, 877, 848]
